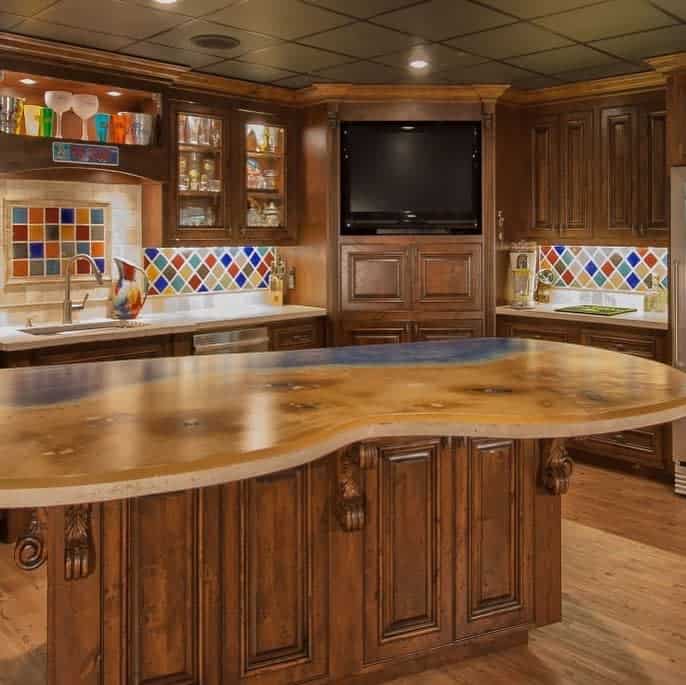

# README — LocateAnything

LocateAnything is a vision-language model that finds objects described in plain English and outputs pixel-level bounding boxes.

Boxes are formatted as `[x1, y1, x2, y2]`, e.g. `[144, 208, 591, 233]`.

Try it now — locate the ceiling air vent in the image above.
[190, 34, 240, 51]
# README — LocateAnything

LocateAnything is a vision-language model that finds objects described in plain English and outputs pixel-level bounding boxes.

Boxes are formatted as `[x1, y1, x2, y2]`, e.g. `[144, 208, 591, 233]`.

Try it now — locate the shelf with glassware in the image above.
[240, 115, 297, 245]
[170, 104, 231, 245]
[0, 68, 165, 179]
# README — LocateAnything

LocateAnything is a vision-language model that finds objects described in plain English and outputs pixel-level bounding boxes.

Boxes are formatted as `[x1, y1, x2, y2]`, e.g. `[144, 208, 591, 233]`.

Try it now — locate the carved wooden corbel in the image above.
[64, 505, 93, 581]
[14, 507, 47, 572]
[336, 443, 378, 531]
[542, 438, 574, 495]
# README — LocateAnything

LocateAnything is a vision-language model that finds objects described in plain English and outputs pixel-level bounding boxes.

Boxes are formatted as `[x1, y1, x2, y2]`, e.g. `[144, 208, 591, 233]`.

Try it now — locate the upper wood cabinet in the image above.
[528, 111, 593, 240]
[167, 103, 298, 247]
[667, 71, 686, 167]
[597, 101, 668, 243]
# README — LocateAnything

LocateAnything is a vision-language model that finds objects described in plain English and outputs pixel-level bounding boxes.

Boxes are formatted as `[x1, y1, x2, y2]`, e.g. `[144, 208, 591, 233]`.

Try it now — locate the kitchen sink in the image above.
[19, 320, 149, 336]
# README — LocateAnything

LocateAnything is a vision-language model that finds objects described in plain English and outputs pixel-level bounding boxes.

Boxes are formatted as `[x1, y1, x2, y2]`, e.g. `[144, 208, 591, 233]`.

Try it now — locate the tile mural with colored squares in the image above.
[144, 246, 274, 296]
[6, 203, 108, 282]
[539, 245, 669, 291]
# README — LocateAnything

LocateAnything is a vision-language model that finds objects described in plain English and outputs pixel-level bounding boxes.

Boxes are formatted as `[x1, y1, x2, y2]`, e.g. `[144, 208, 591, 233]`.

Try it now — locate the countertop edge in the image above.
[496, 305, 669, 331]
[3, 403, 686, 508]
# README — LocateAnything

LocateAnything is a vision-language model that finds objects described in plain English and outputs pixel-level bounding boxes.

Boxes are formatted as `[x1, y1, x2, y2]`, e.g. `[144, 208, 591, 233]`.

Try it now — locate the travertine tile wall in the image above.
[0, 179, 140, 326]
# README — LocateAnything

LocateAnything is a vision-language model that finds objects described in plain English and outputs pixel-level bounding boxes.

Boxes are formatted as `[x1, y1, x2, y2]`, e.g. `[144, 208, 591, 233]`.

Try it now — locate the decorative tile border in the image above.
[144, 246, 274, 296]
[5, 201, 109, 283]
[539, 245, 668, 291]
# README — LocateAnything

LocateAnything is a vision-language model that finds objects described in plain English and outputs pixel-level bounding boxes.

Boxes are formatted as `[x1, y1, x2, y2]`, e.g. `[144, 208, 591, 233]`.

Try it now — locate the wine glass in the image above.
[44, 91, 72, 139]
[71, 94, 99, 141]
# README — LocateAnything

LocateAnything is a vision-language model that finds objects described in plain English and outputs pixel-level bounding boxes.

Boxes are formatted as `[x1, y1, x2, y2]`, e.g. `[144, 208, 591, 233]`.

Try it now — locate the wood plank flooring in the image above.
[0, 464, 684, 684]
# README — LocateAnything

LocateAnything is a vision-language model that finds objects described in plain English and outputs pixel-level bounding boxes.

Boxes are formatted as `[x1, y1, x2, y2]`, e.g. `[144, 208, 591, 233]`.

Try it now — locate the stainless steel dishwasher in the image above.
[192, 327, 270, 355]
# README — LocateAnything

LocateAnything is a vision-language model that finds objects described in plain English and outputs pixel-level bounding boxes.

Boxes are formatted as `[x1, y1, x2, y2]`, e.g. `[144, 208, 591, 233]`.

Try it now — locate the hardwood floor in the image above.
[0, 464, 684, 684]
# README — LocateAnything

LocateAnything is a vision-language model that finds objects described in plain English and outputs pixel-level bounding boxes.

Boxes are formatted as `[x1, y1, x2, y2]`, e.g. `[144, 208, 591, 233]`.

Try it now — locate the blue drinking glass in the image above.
[93, 113, 111, 143]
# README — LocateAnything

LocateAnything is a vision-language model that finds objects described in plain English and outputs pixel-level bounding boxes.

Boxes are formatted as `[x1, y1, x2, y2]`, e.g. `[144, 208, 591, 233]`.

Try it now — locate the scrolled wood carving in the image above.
[542, 438, 574, 495]
[14, 507, 47, 572]
[64, 504, 92, 581]
[336, 443, 378, 531]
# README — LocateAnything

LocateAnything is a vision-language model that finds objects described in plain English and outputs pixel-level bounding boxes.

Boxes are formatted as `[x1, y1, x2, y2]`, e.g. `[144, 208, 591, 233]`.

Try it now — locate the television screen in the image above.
[341, 121, 481, 235]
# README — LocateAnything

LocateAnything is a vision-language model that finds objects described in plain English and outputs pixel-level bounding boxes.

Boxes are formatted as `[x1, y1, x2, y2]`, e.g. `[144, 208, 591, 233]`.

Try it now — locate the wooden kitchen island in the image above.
[2, 339, 686, 685]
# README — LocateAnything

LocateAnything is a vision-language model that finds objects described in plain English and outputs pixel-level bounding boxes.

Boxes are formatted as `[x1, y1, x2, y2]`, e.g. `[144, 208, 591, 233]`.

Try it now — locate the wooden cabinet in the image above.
[497, 315, 670, 475]
[363, 438, 454, 662]
[456, 439, 534, 636]
[269, 319, 325, 350]
[528, 111, 593, 240]
[667, 71, 686, 167]
[598, 101, 668, 242]
[166, 104, 297, 246]
[413, 320, 483, 341]
[341, 320, 411, 346]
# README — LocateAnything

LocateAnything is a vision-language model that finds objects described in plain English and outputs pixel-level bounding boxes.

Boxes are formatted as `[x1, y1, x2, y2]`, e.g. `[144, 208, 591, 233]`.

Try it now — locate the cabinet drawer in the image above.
[341, 320, 411, 346]
[414, 320, 483, 341]
[270, 320, 323, 351]
[502, 321, 575, 344]
[31, 336, 173, 366]
[570, 426, 663, 467]
[580, 329, 660, 360]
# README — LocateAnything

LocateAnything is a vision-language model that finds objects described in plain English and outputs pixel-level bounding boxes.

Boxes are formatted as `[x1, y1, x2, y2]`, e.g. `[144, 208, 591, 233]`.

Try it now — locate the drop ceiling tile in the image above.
[242, 42, 352, 72]
[306, 0, 421, 19]
[372, 0, 514, 41]
[508, 44, 617, 75]
[651, 0, 686, 21]
[35, 0, 187, 40]
[314, 60, 405, 83]
[126, 0, 233, 16]
[441, 60, 535, 83]
[0, 12, 23, 30]
[534, 0, 676, 42]
[0, 0, 57, 17]
[151, 19, 280, 58]
[209, 0, 351, 40]
[476, 0, 611, 19]
[591, 25, 686, 61]
[11, 19, 135, 51]
[122, 41, 221, 68]
[376, 43, 486, 70]
[555, 62, 647, 83]
[273, 74, 317, 89]
[301, 22, 420, 59]
[511, 75, 564, 89]
[447, 21, 572, 59]
[201, 60, 296, 82]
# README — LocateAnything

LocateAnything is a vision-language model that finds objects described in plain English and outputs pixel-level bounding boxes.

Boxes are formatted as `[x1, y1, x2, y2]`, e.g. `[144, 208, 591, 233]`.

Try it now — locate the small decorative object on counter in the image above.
[536, 268, 555, 304]
[643, 274, 667, 313]
[112, 257, 149, 320]
[269, 251, 287, 306]
[508, 241, 538, 309]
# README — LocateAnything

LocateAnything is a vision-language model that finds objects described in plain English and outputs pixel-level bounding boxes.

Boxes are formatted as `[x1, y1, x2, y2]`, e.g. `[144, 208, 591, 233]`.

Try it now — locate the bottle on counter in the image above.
[644, 274, 660, 313]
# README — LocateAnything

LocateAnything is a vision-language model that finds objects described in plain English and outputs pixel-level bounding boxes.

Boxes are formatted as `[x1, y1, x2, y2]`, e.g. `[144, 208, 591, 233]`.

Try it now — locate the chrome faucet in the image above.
[63, 254, 104, 324]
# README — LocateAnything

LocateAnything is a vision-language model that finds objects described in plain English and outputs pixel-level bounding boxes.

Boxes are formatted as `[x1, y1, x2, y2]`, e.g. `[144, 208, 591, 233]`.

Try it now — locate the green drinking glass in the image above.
[39, 107, 54, 137]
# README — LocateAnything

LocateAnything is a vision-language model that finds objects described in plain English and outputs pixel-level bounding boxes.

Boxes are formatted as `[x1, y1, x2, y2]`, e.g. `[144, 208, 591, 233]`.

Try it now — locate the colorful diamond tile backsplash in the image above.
[144, 246, 274, 296]
[539, 245, 668, 292]
[7, 202, 107, 282]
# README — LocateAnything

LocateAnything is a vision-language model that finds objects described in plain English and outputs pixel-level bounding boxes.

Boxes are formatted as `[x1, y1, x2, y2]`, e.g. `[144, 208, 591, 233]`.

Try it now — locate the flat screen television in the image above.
[341, 121, 481, 235]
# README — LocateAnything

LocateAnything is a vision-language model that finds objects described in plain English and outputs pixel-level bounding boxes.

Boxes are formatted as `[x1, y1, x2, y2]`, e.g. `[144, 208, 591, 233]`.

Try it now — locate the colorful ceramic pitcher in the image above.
[112, 257, 149, 320]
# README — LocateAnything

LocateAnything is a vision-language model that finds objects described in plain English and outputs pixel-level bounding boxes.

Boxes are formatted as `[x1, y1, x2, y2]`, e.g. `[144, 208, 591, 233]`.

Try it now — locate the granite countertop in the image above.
[1, 338, 686, 507]
[0, 304, 328, 352]
[496, 304, 668, 331]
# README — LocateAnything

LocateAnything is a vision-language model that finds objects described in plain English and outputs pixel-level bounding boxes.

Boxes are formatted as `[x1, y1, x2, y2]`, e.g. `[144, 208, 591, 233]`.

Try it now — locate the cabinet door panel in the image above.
[413, 244, 482, 311]
[456, 439, 534, 637]
[341, 245, 411, 311]
[600, 106, 638, 238]
[414, 319, 483, 341]
[364, 439, 453, 662]
[560, 111, 593, 237]
[529, 116, 559, 236]
[641, 107, 668, 239]
[224, 462, 329, 685]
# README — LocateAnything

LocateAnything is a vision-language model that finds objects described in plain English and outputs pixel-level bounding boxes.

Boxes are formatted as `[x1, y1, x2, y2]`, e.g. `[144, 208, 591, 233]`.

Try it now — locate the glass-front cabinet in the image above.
[239, 113, 296, 245]
[169, 106, 296, 246]
[171, 103, 231, 245]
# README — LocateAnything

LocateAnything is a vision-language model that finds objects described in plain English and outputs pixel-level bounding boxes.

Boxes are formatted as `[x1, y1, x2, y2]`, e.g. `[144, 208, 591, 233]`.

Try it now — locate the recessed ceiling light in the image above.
[20, 78, 38, 85]
[409, 59, 429, 70]
[107, 91, 122, 97]
[154, 0, 178, 4]
[191, 34, 240, 51]
[401, 126, 415, 131]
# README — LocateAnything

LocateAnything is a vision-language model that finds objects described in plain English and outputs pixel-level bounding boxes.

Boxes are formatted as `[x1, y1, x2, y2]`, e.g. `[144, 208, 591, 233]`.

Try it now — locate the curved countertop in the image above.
[2, 338, 686, 507]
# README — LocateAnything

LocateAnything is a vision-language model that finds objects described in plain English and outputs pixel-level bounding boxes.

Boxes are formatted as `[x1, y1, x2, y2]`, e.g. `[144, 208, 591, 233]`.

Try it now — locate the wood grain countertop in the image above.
[1, 338, 686, 507]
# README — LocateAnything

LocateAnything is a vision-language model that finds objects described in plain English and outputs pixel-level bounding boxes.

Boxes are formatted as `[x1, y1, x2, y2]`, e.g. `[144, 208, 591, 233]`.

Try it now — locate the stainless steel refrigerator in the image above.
[671, 167, 686, 494]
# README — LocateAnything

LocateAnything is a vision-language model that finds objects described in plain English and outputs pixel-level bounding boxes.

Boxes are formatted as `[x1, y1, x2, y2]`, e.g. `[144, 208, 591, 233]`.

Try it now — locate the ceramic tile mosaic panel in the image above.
[6, 203, 108, 282]
[539, 245, 668, 291]
[144, 246, 274, 296]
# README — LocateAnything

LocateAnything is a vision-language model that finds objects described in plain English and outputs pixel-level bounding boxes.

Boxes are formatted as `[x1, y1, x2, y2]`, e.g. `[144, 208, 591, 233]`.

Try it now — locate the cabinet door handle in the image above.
[675, 261, 683, 369]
